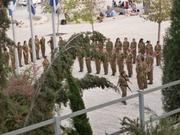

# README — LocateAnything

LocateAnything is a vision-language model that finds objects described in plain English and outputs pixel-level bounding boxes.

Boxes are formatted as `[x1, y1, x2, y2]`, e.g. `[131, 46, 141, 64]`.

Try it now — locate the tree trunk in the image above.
[158, 22, 161, 41]
[91, 22, 94, 32]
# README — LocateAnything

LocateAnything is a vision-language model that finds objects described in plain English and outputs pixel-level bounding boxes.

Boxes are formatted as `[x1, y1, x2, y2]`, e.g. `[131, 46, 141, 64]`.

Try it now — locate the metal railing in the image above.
[2, 79, 180, 135]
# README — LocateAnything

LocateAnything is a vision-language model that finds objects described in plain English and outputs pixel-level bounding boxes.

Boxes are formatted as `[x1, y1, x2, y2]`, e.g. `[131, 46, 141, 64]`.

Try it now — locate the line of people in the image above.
[2, 36, 66, 70]
[77, 37, 161, 90]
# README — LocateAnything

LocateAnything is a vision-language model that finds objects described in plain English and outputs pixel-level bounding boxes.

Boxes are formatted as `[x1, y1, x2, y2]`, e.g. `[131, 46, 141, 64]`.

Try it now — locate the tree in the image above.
[162, 0, 180, 112]
[0, 0, 12, 89]
[143, 0, 171, 41]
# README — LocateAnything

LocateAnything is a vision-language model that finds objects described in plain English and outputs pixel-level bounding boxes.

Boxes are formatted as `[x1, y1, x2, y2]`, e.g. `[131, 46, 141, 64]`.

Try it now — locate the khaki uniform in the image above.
[23, 42, 29, 65]
[110, 51, 116, 76]
[58, 39, 66, 49]
[17, 44, 23, 66]
[40, 37, 46, 58]
[115, 40, 122, 53]
[117, 52, 125, 74]
[35, 37, 40, 59]
[28, 39, 33, 62]
[98, 42, 104, 52]
[106, 41, 113, 56]
[146, 43, 153, 55]
[117, 72, 129, 105]
[102, 50, 109, 75]
[136, 62, 147, 90]
[138, 42, 145, 55]
[130, 41, 137, 64]
[48, 38, 54, 53]
[85, 51, 92, 73]
[146, 55, 154, 84]
[94, 49, 102, 74]
[123, 41, 129, 58]
[77, 48, 84, 72]
[42, 58, 49, 71]
[126, 53, 133, 77]
[154, 44, 161, 66]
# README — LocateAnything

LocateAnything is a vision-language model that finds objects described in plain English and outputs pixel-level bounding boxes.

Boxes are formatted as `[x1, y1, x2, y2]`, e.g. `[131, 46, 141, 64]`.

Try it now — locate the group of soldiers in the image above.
[77, 37, 161, 104]
[2, 35, 66, 71]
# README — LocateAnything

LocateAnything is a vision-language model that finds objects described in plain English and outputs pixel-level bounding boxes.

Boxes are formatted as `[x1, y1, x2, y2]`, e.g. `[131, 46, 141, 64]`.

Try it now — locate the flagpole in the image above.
[52, 0, 57, 49]
[11, 11, 20, 75]
[27, 0, 36, 64]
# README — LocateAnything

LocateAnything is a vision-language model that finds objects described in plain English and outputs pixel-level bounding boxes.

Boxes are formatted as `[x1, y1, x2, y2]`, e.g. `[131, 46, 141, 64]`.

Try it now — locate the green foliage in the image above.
[162, 0, 180, 112]
[77, 74, 120, 93]
[120, 117, 180, 135]
[144, 0, 171, 23]
[66, 72, 93, 135]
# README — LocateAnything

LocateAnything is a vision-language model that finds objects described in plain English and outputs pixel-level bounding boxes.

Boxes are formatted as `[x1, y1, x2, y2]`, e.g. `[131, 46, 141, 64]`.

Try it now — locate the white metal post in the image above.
[54, 116, 61, 135]
[52, 0, 57, 49]
[27, 0, 36, 64]
[11, 12, 20, 75]
[138, 90, 145, 128]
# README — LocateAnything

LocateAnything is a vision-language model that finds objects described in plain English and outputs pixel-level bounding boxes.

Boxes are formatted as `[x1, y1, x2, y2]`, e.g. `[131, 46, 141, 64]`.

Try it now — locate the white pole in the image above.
[27, 0, 36, 64]
[11, 12, 20, 75]
[52, 0, 57, 49]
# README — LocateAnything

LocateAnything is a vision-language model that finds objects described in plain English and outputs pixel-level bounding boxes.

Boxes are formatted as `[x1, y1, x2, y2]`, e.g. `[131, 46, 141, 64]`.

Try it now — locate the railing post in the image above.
[138, 90, 145, 128]
[54, 115, 61, 135]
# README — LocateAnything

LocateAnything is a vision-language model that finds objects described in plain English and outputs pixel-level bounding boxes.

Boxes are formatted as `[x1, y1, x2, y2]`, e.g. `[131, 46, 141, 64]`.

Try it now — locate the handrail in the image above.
[1, 79, 180, 135]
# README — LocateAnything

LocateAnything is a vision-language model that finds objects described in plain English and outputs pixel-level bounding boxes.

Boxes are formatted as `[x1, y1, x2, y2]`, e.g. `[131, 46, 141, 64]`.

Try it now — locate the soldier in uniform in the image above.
[106, 38, 113, 56]
[40, 36, 46, 58]
[35, 35, 40, 59]
[28, 38, 33, 62]
[136, 56, 147, 90]
[85, 50, 92, 73]
[102, 48, 109, 75]
[77, 47, 84, 72]
[117, 70, 129, 105]
[23, 40, 29, 65]
[114, 37, 122, 53]
[122, 37, 129, 58]
[47, 37, 54, 53]
[145, 40, 153, 55]
[154, 41, 161, 66]
[146, 53, 154, 84]
[117, 51, 125, 75]
[110, 50, 117, 76]
[58, 36, 66, 48]
[138, 38, 145, 55]
[42, 56, 49, 71]
[130, 38, 137, 64]
[17, 42, 23, 67]
[126, 50, 133, 77]
[94, 47, 101, 74]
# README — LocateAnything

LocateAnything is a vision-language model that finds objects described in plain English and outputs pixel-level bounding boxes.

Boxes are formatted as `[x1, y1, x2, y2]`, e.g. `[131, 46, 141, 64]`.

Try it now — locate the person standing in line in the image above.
[123, 37, 130, 58]
[28, 38, 33, 62]
[126, 50, 133, 77]
[154, 41, 161, 66]
[130, 38, 137, 64]
[138, 38, 145, 55]
[114, 37, 122, 53]
[102, 48, 109, 75]
[110, 49, 117, 76]
[106, 38, 113, 56]
[17, 42, 23, 67]
[23, 40, 29, 65]
[117, 51, 125, 75]
[146, 52, 154, 84]
[40, 36, 46, 58]
[47, 37, 54, 53]
[35, 35, 40, 59]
